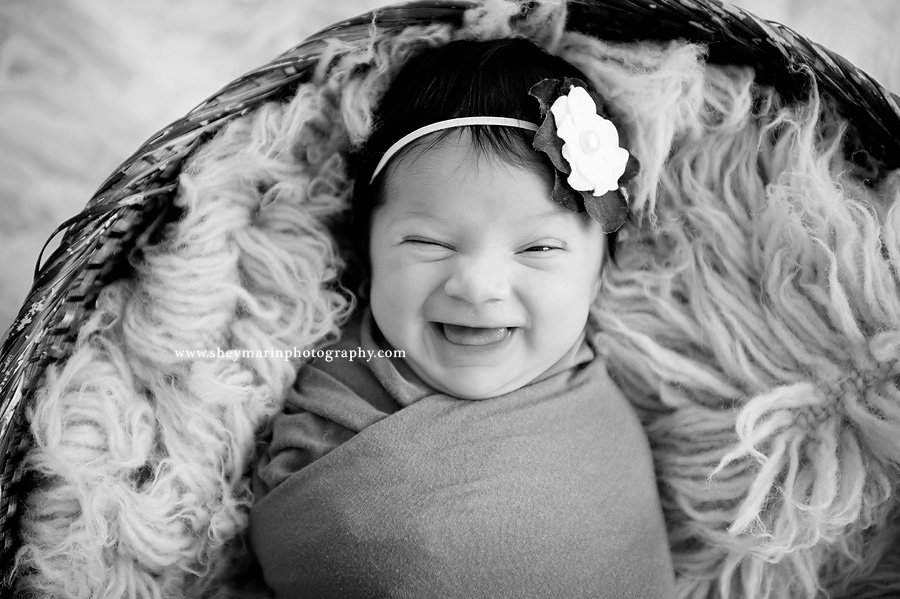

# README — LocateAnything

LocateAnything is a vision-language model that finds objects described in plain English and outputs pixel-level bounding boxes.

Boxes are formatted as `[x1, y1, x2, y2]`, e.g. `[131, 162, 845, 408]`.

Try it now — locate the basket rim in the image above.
[3, 0, 899, 586]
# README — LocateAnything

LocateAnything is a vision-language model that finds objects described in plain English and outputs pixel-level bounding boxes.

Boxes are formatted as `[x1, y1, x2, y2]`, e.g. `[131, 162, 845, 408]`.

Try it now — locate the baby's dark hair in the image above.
[349, 38, 618, 276]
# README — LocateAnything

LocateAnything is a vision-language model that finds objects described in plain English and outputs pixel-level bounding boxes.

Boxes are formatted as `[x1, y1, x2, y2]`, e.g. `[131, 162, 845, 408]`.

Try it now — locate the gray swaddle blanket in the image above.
[251, 310, 675, 598]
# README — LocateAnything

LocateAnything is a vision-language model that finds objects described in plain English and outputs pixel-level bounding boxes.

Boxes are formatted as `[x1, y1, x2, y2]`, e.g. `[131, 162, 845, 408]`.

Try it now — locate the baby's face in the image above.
[368, 133, 605, 399]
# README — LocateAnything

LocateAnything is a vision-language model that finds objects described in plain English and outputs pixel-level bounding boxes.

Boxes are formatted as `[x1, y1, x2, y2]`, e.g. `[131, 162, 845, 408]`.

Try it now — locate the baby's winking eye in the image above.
[402, 237, 454, 251]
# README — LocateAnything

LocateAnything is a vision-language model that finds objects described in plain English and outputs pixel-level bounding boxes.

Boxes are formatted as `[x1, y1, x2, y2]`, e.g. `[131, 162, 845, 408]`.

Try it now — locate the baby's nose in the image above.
[443, 255, 511, 305]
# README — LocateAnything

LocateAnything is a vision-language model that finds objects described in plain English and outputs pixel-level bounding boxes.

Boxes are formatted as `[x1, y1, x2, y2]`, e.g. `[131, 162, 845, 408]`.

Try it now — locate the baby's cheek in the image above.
[544, 268, 598, 307]
[370, 265, 431, 339]
[528, 273, 595, 341]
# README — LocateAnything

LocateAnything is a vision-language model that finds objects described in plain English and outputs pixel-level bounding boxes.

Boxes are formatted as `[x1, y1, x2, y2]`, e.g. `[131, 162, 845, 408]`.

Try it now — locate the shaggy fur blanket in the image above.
[6, 1, 900, 598]
[2, 0, 899, 331]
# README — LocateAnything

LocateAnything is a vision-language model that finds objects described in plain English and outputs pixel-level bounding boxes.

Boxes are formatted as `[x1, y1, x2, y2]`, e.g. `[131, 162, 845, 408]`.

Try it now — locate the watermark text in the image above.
[173, 347, 405, 363]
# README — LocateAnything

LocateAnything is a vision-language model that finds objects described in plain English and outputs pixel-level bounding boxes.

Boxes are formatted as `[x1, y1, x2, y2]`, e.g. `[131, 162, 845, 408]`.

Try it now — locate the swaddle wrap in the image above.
[251, 310, 675, 598]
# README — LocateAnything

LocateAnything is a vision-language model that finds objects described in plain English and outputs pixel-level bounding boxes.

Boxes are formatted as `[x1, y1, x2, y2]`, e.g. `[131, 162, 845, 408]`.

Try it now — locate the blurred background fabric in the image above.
[0, 0, 898, 333]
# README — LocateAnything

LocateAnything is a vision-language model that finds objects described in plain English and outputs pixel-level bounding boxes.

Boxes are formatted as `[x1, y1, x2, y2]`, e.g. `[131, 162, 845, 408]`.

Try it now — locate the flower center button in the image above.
[579, 129, 602, 154]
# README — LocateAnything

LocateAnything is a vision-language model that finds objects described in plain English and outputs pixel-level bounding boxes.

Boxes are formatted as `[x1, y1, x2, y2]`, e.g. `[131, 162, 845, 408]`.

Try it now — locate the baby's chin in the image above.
[408, 362, 540, 400]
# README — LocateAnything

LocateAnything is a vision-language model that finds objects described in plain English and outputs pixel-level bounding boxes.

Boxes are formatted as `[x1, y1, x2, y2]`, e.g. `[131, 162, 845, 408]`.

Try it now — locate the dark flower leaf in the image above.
[587, 89, 612, 119]
[622, 152, 641, 183]
[550, 170, 583, 212]
[583, 188, 628, 233]
[533, 113, 569, 174]
[528, 79, 562, 117]
[561, 77, 589, 96]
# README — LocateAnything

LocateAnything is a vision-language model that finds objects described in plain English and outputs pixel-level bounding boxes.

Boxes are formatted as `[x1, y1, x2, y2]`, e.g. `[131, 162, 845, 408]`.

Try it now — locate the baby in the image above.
[250, 38, 676, 598]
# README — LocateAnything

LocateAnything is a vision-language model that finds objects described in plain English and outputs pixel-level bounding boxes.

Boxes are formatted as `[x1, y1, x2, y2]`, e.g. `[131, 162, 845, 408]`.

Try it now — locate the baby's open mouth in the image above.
[438, 323, 513, 346]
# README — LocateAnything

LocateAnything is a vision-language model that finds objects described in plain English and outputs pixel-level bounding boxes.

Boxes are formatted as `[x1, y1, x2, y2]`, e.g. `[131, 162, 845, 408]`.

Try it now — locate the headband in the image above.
[369, 117, 539, 183]
[367, 78, 639, 233]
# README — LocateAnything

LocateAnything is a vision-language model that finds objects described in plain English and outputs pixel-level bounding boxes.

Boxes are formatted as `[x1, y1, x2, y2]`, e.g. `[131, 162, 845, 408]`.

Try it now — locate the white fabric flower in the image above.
[550, 87, 629, 196]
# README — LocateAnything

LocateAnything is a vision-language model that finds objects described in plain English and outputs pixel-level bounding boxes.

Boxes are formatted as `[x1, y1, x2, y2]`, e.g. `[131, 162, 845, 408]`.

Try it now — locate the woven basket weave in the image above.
[1, 0, 899, 592]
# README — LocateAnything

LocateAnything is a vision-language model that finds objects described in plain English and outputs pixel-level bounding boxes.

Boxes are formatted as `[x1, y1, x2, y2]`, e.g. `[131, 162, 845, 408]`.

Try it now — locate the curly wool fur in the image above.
[13, 1, 900, 598]
[16, 73, 358, 599]
[593, 53, 900, 599]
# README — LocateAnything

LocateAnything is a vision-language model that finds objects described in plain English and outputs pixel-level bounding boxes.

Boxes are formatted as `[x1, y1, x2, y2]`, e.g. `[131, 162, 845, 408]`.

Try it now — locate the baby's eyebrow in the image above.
[520, 209, 578, 222]
[381, 209, 442, 230]
[390, 210, 442, 225]
[398, 210, 436, 218]
[388, 207, 577, 228]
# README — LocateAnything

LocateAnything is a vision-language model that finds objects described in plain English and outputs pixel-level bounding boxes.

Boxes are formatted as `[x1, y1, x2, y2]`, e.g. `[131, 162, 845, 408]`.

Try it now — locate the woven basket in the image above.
[2, 0, 899, 596]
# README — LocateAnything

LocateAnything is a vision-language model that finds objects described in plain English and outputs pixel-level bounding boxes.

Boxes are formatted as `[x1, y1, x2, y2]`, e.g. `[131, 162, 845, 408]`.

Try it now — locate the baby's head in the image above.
[352, 38, 633, 399]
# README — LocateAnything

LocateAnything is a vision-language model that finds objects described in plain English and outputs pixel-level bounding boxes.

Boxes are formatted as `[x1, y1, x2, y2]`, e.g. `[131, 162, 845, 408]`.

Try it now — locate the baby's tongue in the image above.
[442, 324, 509, 346]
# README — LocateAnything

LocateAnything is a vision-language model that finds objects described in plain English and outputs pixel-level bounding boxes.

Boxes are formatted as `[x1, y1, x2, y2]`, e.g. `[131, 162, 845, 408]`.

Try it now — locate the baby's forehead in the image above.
[392, 200, 578, 221]
[394, 129, 543, 169]
[378, 194, 597, 239]
[372, 130, 601, 234]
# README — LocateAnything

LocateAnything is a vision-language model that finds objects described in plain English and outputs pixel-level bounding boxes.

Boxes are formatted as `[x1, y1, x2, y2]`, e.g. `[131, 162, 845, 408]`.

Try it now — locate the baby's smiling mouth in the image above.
[436, 323, 513, 346]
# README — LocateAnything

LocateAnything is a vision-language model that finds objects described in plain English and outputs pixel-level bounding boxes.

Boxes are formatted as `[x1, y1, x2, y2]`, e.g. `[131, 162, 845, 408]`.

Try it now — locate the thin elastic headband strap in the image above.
[369, 116, 540, 183]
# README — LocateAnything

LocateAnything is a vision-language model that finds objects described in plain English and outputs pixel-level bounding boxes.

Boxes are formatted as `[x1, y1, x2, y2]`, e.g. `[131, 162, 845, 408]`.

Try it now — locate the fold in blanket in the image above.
[251, 310, 675, 598]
